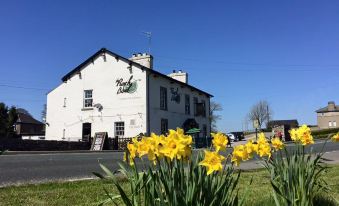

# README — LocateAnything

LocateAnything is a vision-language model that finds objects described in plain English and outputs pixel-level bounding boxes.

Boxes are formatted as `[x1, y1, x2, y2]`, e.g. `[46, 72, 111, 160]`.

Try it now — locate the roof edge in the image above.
[60, 48, 213, 97]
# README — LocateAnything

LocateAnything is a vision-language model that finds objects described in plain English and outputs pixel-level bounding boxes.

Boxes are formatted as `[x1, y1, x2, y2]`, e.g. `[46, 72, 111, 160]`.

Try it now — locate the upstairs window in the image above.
[201, 100, 206, 117]
[185, 94, 190, 115]
[193, 97, 198, 116]
[84, 90, 93, 108]
[160, 87, 168, 110]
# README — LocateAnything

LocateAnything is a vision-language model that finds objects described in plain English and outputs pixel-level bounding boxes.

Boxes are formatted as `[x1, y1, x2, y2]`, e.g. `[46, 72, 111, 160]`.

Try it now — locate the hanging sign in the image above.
[170, 88, 181, 103]
[116, 75, 138, 94]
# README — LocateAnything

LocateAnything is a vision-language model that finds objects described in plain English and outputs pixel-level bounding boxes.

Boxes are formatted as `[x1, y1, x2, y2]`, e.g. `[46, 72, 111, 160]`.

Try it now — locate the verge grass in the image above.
[0, 165, 338, 206]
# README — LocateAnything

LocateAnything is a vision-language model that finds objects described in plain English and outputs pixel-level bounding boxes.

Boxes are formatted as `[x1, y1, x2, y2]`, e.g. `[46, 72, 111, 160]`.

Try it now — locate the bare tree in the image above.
[41, 104, 47, 123]
[210, 101, 223, 132]
[248, 100, 272, 129]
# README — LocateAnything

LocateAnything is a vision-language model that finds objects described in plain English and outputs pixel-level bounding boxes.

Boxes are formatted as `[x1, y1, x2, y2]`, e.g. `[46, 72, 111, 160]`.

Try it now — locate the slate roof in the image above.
[267, 120, 299, 128]
[61, 48, 213, 97]
[17, 113, 44, 125]
[316, 105, 339, 113]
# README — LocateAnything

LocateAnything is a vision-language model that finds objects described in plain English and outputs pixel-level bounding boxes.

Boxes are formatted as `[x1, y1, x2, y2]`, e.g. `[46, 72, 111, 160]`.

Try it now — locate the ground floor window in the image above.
[334, 121, 337, 127]
[329, 121, 333, 127]
[115, 122, 125, 137]
[161, 119, 168, 135]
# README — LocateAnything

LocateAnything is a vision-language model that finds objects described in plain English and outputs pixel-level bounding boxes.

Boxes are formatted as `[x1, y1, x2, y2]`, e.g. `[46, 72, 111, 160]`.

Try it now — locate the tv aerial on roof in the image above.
[141, 31, 152, 55]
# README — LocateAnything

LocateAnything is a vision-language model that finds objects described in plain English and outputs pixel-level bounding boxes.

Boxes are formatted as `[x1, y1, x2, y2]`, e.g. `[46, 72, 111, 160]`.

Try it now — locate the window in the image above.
[334, 121, 337, 127]
[193, 97, 198, 116]
[185, 94, 190, 115]
[84, 90, 93, 108]
[115, 122, 125, 137]
[161, 119, 168, 134]
[160, 87, 167, 110]
[201, 100, 206, 117]
[63, 98, 67, 107]
[329, 121, 332, 127]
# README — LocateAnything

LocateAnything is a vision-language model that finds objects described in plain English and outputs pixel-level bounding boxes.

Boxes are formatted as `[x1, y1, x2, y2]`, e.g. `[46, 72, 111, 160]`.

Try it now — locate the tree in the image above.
[0, 103, 9, 137]
[41, 104, 47, 123]
[0, 102, 18, 138]
[209, 101, 223, 132]
[247, 100, 272, 129]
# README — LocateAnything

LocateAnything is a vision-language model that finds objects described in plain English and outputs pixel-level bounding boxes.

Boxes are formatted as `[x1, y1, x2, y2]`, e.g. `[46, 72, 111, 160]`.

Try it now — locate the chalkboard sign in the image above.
[90, 132, 107, 151]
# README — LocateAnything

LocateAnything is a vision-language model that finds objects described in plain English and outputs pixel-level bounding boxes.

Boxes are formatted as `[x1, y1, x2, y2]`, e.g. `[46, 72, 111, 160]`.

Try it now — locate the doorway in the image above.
[82, 123, 91, 141]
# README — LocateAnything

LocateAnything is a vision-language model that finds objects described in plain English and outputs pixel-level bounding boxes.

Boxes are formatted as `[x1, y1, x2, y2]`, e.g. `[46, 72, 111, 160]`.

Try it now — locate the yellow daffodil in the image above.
[127, 142, 138, 165]
[245, 139, 258, 158]
[136, 137, 152, 157]
[271, 137, 284, 151]
[231, 145, 250, 166]
[332, 133, 339, 142]
[211, 132, 228, 152]
[289, 125, 314, 145]
[258, 133, 268, 144]
[257, 143, 271, 158]
[199, 150, 225, 175]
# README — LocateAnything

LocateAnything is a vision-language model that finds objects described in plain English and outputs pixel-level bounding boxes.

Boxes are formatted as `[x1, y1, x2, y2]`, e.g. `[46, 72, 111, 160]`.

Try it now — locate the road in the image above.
[0, 140, 338, 187]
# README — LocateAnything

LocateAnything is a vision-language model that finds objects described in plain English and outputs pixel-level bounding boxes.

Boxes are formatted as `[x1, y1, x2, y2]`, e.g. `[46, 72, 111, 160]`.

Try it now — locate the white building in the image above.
[45, 48, 212, 141]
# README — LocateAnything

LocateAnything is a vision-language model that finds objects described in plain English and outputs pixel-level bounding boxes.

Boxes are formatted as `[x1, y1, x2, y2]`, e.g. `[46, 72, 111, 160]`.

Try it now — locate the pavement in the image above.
[0, 140, 338, 187]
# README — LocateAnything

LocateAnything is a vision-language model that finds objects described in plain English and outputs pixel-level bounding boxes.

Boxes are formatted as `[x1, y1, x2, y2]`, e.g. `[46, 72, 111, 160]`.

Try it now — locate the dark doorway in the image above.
[82, 123, 91, 141]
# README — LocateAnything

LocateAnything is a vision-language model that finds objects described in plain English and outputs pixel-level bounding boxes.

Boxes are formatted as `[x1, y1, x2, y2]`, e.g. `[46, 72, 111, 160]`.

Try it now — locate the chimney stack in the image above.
[129, 53, 153, 69]
[328, 101, 336, 111]
[167, 70, 188, 84]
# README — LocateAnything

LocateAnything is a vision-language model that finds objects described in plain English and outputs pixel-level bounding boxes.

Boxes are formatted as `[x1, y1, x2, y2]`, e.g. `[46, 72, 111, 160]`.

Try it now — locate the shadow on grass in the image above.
[249, 194, 338, 206]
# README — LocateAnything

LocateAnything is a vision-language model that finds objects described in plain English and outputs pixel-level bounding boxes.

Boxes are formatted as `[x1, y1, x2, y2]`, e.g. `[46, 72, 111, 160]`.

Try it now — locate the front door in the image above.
[82, 123, 91, 141]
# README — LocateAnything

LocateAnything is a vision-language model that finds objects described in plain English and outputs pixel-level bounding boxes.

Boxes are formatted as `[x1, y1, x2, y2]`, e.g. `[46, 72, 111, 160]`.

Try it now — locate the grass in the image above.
[0, 165, 338, 206]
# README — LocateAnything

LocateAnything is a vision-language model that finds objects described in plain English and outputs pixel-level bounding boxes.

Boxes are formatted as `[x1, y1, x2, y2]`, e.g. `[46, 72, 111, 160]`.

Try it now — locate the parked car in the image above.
[230, 132, 245, 141]
[226, 133, 237, 142]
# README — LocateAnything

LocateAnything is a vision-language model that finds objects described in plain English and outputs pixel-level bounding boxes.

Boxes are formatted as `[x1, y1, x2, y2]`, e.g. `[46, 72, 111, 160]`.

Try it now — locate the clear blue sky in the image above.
[0, 0, 338, 132]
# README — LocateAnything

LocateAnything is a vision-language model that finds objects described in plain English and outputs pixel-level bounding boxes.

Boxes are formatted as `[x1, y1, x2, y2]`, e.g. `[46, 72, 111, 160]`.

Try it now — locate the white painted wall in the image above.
[148, 74, 211, 136]
[46, 51, 212, 141]
[46, 53, 147, 141]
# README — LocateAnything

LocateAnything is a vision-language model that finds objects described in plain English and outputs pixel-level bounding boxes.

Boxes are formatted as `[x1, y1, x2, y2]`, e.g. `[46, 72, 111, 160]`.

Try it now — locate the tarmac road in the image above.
[0, 140, 338, 187]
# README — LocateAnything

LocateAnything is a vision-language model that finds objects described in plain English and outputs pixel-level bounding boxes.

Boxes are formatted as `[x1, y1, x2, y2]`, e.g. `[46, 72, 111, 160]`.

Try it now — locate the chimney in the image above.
[129, 53, 153, 69]
[167, 70, 188, 84]
[328, 101, 336, 111]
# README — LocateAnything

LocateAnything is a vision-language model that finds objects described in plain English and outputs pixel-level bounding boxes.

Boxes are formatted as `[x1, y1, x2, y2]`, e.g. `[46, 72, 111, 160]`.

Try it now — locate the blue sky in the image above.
[0, 0, 338, 132]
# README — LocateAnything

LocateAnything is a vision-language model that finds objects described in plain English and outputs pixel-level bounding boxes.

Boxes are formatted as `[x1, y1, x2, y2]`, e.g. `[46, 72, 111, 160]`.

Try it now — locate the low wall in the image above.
[0, 138, 91, 151]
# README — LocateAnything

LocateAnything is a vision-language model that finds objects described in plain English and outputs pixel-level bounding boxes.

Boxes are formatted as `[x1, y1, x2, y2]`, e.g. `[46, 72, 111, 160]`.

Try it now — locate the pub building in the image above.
[45, 48, 212, 142]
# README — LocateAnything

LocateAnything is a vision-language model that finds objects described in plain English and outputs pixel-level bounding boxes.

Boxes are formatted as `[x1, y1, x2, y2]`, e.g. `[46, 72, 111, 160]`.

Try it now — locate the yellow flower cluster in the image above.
[231, 133, 273, 166]
[289, 124, 314, 145]
[125, 128, 192, 165]
[271, 137, 284, 151]
[332, 133, 339, 142]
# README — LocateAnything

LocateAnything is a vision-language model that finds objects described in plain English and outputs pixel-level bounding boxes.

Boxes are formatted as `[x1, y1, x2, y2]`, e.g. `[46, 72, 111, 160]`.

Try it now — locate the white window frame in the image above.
[329, 121, 332, 127]
[83, 90, 93, 108]
[333, 121, 337, 127]
[115, 122, 125, 137]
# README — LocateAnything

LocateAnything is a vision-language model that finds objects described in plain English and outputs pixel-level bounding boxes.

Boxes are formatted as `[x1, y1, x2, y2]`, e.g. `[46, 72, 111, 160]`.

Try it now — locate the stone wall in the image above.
[0, 138, 91, 151]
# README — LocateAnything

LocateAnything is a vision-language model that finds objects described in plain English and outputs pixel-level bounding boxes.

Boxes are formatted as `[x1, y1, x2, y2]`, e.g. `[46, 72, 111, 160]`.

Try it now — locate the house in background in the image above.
[45, 48, 212, 141]
[316, 101, 339, 129]
[14, 112, 45, 140]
